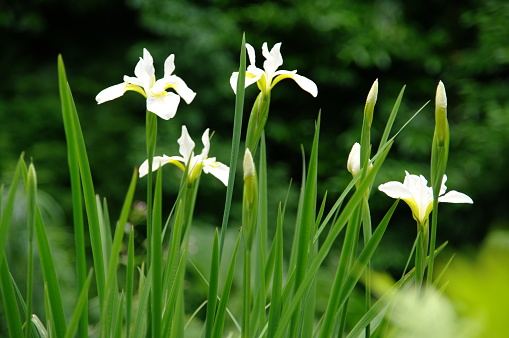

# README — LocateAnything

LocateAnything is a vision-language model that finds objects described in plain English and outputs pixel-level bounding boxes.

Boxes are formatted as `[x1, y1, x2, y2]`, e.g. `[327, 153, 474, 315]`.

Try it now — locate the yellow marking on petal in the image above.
[246, 72, 258, 79]
[188, 162, 204, 183]
[270, 73, 295, 90]
[125, 84, 147, 98]
[168, 159, 185, 172]
[402, 197, 422, 223]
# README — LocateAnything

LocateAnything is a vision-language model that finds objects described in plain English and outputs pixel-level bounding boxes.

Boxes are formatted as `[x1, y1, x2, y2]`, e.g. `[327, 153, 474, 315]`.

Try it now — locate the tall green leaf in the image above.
[219, 33, 246, 257]
[58, 55, 106, 308]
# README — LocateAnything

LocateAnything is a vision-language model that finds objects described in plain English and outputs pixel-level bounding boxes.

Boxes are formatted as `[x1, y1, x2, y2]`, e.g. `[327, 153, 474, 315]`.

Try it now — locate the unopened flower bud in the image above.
[435, 81, 449, 146]
[242, 148, 258, 250]
[364, 79, 378, 127]
[243, 148, 257, 205]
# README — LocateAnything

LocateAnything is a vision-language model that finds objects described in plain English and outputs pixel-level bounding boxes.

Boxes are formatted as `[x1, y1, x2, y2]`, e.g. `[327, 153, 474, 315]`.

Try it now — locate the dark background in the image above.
[2, 0, 508, 275]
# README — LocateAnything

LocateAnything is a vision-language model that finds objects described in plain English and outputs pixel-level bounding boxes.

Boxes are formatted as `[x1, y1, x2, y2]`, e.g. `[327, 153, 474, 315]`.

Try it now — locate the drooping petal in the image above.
[347, 142, 361, 176]
[438, 190, 473, 204]
[378, 181, 413, 199]
[139, 155, 173, 178]
[146, 92, 181, 120]
[272, 71, 318, 97]
[154, 75, 196, 104]
[96, 83, 128, 104]
[202, 159, 230, 186]
[177, 125, 195, 162]
[262, 42, 283, 80]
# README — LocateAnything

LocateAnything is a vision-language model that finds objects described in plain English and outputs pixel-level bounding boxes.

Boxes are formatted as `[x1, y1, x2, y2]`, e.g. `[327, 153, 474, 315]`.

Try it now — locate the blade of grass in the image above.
[126, 226, 135, 338]
[0, 154, 24, 261]
[114, 292, 124, 338]
[212, 231, 242, 337]
[266, 202, 284, 337]
[162, 251, 187, 338]
[378, 85, 406, 152]
[31, 315, 48, 338]
[25, 163, 37, 338]
[219, 33, 246, 258]
[346, 241, 448, 338]
[34, 207, 67, 337]
[337, 200, 399, 313]
[58, 55, 106, 307]
[319, 204, 363, 338]
[151, 168, 163, 338]
[101, 168, 137, 337]
[251, 133, 268, 336]
[62, 81, 88, 337]
[133, 266, 151, 337]
[275, 141, 393, 338]
[65, 269, 94, 338]
[290, 113, 320, 337]
[204, 229, 220, 338]
[0, 255, 24, 337]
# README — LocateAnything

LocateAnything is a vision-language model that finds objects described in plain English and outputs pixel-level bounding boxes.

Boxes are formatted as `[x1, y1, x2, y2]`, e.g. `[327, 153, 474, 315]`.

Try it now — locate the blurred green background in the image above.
[1, 0, 509, 329]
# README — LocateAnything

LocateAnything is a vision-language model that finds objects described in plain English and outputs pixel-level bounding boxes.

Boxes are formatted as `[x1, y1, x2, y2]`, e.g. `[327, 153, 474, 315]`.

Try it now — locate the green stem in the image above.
[415, 220, 429, 292]
[242, 248, 251, 338]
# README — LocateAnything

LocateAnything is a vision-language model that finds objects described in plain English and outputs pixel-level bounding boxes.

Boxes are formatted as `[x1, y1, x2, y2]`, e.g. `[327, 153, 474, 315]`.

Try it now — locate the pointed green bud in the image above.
[364, 79, 378, 127]
[242, 148, 258, 250]
[27, 162, 37, 241]
[435, 81, 449, 146]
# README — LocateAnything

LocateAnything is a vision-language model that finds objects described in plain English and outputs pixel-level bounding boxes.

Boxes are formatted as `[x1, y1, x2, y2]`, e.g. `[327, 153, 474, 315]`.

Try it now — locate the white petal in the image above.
[96, 83, 128, 104]
[134, 49, 155, 89]
[139, 155, 173, 178]
[123, 75, 145, 88]
[229, 67, 263, 94]
[404, 173, 432, 212]
[200, 128, 211, 158]
[291, 73, 318, 97]
[367, 79, 378, 105]
[229, 72, 240, 93]
[378, 181, 413, 199]
[178, 125, 195, 162]
[246, 43, 256, 66]
[347, 142, 361, 176]
[436, 81, 447, 110]
[203, 160, 230, 186]
[146, 93, 181, 120]
[438, 190, 473, 204]
[155, 75, 196, 104]
[439, 174, 448, 196]
[262, 42, 283, 79]
[164, 54, 175, 76]
[243, 148, 255, 179]
[272, 71, 318, 97]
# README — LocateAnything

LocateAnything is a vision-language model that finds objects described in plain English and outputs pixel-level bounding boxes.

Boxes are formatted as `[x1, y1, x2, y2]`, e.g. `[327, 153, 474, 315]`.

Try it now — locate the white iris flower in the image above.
[230, 42, 318, 97]
[96, 48, 196, 120]
[347, 142, 373, 177]
[139, 125, 229, 186]
[378, 171, 473, 224]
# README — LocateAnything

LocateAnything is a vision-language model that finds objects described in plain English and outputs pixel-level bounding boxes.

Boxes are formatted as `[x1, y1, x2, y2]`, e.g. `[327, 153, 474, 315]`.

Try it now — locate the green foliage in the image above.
[1, 1, 508, 336]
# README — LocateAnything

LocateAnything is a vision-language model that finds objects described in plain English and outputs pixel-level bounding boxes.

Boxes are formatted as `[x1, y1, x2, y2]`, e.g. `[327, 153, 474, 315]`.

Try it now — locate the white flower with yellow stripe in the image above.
[378, 171, 473, 224]
[139, 125, 229, 185]
[230, 42, 318, 97]
[96, 48, 196, 120]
